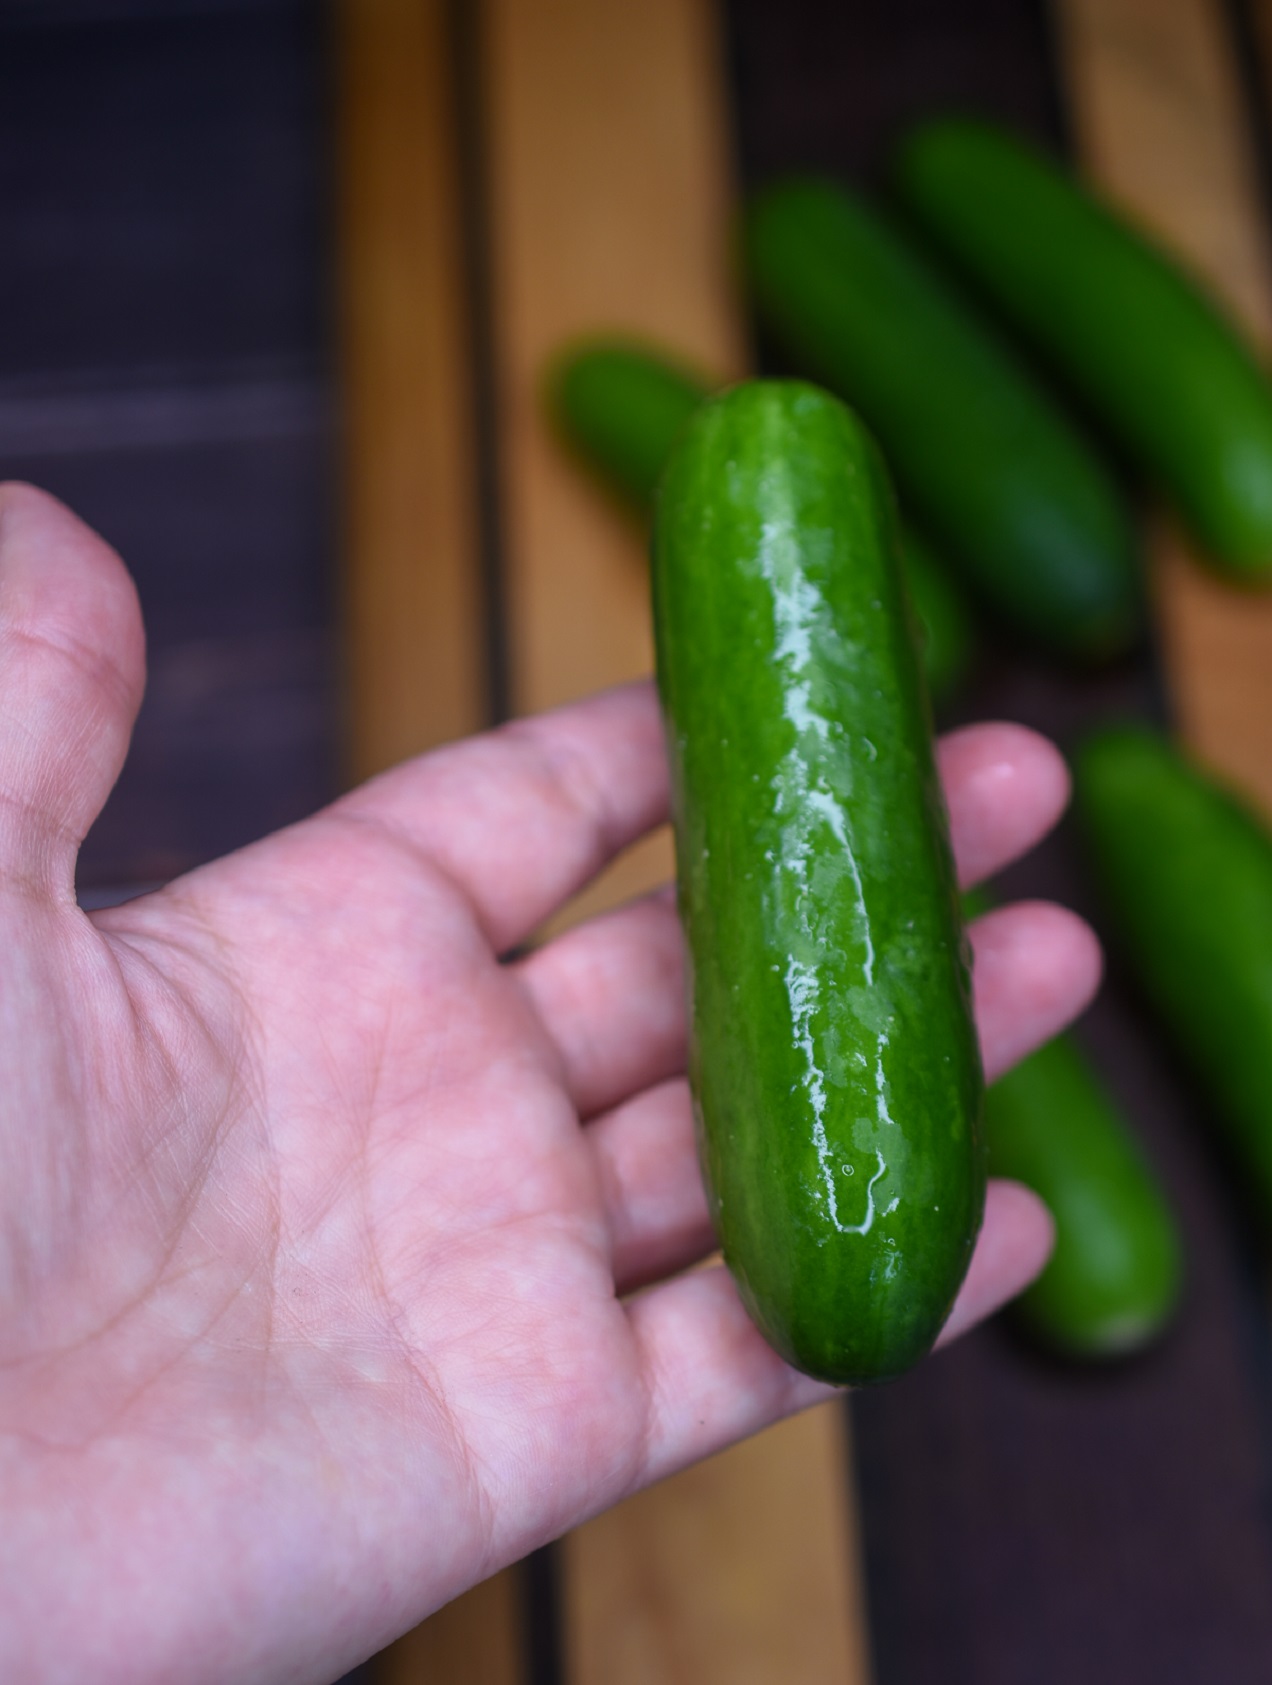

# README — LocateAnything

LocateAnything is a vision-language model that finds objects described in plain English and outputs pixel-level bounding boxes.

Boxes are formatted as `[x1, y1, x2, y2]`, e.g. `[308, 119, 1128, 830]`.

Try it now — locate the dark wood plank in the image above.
[28, 431, 335, 885]
[727, 0, 1066, 184]
[0, 0, 326, 381]
[0, 0, 337, 889]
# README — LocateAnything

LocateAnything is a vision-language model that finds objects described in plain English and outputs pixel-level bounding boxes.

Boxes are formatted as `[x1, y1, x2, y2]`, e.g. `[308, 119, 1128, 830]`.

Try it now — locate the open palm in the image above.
[0, 487, 1098, 1683]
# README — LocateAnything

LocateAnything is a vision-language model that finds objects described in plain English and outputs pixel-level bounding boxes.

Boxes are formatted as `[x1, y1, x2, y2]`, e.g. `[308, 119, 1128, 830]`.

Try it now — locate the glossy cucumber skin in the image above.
[548, 338, 707, 508]
[1076, 726, 1272, 1214]
[896, 120, 1272, 578]
[744, 179, 1140, 660]
[653, 380, 985, 1385]
[550, 337, 977, 705]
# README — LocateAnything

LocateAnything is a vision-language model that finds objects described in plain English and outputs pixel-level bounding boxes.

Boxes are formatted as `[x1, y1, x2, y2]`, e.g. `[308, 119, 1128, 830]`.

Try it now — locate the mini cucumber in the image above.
[900, 525, 976, 709]
[895, 119, 1272, 578]
[653, 379, 985, 1385]
[963, 889, 1181, 1357]
[1076, 726, 1272, 1215]
[549, 338, 708, 508]
[988, 1038, 1181, 1356]
[550, 336, 977, 705]
[744, 179, 1141, 660]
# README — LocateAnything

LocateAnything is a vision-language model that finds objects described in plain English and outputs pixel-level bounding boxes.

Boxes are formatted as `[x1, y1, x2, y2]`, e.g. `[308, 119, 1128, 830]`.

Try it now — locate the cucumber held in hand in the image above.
[744, 179, 1140, 660]
[1077, 726, 1272, 1215]
[550, 335, 977, 705]
[963, 890, 1181, 1357]
[653, 380, 985, 1384]
[895, 119, 1272, 578]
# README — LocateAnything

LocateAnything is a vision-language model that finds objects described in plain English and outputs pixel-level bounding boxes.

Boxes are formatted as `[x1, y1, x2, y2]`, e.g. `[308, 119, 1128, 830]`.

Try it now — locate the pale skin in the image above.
[0, 484, 1100, 1683]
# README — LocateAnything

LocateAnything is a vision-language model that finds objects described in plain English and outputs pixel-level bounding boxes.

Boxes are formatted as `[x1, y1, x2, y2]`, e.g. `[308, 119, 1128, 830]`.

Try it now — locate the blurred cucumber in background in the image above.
[899, 524, 977, 712]
[1078, 726, 1272, 1222]
[548, 336, 977, 707]
[895, 119, 1272, 580]
[744, 178, 1143, 662]
[964, 887, 1181, 1359]
[550, 338, 708, 510]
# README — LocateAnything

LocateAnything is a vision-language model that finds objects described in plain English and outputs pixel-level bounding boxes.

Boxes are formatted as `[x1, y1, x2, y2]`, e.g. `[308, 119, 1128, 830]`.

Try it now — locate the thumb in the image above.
[0, 484, 145, 898]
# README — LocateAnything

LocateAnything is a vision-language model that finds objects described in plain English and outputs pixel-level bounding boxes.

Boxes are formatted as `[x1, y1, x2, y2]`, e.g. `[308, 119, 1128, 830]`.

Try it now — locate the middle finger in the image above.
[516, 720, 1073, 1118]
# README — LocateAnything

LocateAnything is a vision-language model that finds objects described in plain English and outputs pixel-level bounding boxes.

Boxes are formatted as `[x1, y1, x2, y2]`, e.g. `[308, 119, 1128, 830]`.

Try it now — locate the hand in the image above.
[0, 486, 1098, 1683]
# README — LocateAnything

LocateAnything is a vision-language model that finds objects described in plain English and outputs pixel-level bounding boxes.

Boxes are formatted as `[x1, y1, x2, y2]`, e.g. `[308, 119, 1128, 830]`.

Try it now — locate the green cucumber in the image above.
[988, 1038, 1181, 1356]
[900, 525, 976, 709]
[653, 380, 985, 1385]
[1076, 725, 1272, 1215]
[963, 888, 1180, 1357]
[549, 338, 708, 509]
[895, 119, 1272, 578]
[549, 336, 977, 704]
[744, 179, 1141, 660]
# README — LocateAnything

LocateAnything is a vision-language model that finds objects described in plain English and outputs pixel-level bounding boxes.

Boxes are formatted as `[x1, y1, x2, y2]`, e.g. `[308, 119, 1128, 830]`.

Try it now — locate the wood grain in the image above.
[338, 0, 485, 788]
[479, 2, 871, 1680]
[1057, 0, 1272, 812]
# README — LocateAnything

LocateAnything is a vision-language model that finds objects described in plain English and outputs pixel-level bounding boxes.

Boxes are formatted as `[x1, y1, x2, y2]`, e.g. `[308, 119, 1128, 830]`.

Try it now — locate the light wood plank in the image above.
[480, 2, 871, 1681]
[483, 0, 743, 929]
[339, 5, 519, 1680]
[1057, 0, 1272, 813]
[339, 0, 485, 788]
[568, 1404, 870, 1685]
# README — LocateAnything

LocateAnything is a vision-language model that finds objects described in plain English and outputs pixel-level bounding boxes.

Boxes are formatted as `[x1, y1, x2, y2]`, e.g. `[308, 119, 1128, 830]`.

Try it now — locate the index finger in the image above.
[337, 681, 668, 953]
[339, 686, 1070, 956]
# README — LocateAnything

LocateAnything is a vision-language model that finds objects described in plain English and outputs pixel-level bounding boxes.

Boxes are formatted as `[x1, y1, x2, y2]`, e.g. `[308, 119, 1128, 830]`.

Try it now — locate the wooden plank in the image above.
[568, 1404, 869, 1685]
[372, 1570, 523, 1685]
[482, 0, 742, 930]
[480, 2, 871, 1680]
[1056, 0, 1272, 811]
[338, 5, 519, 1681]
[338, 0, 486, 788]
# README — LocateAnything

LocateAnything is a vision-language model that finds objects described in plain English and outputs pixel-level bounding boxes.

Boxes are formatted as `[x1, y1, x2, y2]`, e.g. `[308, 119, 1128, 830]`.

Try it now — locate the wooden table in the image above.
[341, 2, 1272, 1680]
[7, 1, 1272, 1679]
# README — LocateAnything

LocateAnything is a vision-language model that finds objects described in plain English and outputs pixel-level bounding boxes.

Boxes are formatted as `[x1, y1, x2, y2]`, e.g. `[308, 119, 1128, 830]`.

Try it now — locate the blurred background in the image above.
[11, 0, 1272, 1681]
